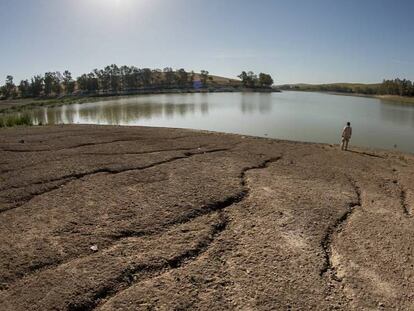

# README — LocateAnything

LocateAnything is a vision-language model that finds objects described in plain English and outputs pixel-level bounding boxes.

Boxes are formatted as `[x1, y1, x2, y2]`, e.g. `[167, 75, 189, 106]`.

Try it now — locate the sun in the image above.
[77, 0, 150, 16]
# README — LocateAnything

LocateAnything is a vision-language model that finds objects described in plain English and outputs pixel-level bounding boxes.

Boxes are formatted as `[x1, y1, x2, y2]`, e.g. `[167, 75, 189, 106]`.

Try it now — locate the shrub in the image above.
[0, 114, 32, 127]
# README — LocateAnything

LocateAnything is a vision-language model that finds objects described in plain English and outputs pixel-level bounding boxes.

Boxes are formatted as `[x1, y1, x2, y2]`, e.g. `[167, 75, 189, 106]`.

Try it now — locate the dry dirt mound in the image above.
[0, 125, 413, 310]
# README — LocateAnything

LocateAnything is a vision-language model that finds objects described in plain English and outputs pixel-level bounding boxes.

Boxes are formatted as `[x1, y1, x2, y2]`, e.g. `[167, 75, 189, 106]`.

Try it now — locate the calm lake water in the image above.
[26, 91, 414, 153]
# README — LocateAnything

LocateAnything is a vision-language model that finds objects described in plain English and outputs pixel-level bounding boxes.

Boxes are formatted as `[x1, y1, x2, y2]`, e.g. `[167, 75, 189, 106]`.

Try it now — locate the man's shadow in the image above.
[346, 149, 384, 159]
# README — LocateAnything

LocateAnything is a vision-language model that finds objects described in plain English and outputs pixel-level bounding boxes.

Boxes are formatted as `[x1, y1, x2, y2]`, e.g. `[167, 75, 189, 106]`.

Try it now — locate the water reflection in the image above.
[379, 100, 414, 127]
[240, 93, 272, 114]
[19, 92, 414, 153]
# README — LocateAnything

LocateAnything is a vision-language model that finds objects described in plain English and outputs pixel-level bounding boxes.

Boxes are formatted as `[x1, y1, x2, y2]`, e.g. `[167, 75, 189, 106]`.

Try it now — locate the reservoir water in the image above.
[25, 91, 414, 153]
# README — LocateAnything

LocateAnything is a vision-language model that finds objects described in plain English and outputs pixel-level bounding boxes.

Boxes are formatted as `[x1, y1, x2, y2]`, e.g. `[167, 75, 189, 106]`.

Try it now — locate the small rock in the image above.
[90, 245, 98, 252]
[19, 139, 24, 144]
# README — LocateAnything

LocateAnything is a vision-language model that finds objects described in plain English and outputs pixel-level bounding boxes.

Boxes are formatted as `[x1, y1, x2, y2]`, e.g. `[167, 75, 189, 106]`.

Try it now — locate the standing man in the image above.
[341, 122, 352, 151]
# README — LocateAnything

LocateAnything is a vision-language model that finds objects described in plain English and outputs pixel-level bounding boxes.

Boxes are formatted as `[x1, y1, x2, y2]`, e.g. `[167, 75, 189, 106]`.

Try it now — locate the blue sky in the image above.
[0, 0, 413, 84]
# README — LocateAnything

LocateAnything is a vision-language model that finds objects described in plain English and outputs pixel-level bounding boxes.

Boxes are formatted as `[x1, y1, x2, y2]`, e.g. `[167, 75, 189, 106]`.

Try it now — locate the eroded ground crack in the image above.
[399, 188, 412, 217]
[67, 212, 229, 311]
[391, 170, 412, 217]
[0, 138, 145, 153]
[121, 156, 283, 237]
[0, 134, 209, 153]
[3, 155, 283, 306]
[68, 156, 283, 311]
[0, 147, 231, 214]
[320, 175, 361, 281]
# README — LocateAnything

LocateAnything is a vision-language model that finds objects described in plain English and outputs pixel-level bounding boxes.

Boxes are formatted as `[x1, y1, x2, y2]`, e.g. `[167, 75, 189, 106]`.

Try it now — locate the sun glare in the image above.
[86, 0, 138, 10]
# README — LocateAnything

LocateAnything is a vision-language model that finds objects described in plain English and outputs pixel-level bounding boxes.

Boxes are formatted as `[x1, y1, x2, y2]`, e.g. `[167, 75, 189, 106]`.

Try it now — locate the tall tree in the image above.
[19, 80, 31, 98]
[151, 69, 163, 87]
[238, 71, 258, 88]
[141, 68, 152, 87]
[52, 72, 62, 95]
[63, 70, 75, 94]
[200, 70, 209, 87]
[163, 67, 175, 86]
[176, 69, 189, 88]
[1, 75, 17, 98]
[109, 64, 121, 92]
[44, 72, 54, 96]
[258, 73, 274, 88]
[30, 75, 44, 97]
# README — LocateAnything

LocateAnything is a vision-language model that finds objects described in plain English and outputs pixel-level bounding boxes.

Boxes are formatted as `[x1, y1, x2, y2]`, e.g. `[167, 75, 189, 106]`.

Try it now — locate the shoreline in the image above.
[0, 88, 280, 114]
[282, 89, 414, 104]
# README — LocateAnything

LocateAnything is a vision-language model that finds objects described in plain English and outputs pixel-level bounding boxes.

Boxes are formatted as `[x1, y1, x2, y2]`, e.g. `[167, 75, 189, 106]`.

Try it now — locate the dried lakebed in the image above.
[0, 125, 413, 310]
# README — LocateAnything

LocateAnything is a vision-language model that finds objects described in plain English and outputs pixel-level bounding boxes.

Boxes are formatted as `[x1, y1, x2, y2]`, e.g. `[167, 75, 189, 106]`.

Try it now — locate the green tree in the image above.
[238, 71, 248, 87]
[63, 70, 75, 94]
[30, 75, 44, 97]
[163, 67, 175, 87]
[258, 73, 274, 88]
[19, 80, 31, 98]
[141, 68, 152, 87]
[200, 70, 209, 87]
[77, 73, 98, 93]
[176, 69, 189, 88]
[1, 75, 17, 98]
[189, 71, 196, 85]
[52, 72, 62, 95]
[44, 72, 54, 96]
[76, 74, 88, 92]
[151, 69, 163, 86]
[238, 71, 258, 88]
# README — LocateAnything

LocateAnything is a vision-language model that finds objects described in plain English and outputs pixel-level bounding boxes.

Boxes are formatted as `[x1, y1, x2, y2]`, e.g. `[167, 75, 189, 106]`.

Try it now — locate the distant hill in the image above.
[278, 82, 381, 94]
[192, 73, 242, 87]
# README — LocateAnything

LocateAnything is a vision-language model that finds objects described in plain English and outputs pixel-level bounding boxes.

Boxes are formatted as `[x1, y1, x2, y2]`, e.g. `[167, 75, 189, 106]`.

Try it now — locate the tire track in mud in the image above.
[320, 175, 361, 281]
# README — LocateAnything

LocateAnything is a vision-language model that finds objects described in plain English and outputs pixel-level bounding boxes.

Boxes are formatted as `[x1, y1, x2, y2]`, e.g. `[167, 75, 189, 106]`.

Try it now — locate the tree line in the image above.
[378, 79, 414, 96]
[0, 65, 224, 99]
[238, 71, 274, 88]
[281, 78, 414, 97]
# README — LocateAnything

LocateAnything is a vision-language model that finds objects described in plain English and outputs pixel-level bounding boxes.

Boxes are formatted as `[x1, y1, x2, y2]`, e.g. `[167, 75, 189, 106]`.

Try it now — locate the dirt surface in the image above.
[0, 125, 413, 311]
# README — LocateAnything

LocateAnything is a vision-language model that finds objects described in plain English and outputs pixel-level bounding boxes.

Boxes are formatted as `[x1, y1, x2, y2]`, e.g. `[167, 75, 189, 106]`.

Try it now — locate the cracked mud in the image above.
[0, 125, 413, 311]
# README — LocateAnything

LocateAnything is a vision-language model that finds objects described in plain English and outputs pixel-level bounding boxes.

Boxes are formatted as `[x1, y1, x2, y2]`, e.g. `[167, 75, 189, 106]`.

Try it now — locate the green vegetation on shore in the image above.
[238, 71, 274, 89]
[0, 113, 32, 128]
[279, 78, 414, 99]
[0, 66, 275, 103]
[0, 67, 275, 119]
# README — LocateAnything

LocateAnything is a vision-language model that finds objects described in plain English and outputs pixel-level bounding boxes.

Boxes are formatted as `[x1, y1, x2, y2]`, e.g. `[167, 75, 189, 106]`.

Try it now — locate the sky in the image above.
[0, 0, 414, 84]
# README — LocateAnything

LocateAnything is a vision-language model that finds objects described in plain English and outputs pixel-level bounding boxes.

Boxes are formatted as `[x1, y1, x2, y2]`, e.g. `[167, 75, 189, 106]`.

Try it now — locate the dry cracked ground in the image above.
[0, 125, 413, 311]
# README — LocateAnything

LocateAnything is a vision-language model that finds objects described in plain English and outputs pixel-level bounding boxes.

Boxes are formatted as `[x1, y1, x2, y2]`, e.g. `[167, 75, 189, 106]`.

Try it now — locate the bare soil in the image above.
[0, 125, 413, 311]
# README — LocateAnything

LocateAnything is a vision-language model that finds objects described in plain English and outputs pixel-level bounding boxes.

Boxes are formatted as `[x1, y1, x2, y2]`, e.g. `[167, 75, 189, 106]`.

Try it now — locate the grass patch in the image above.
[376, 95, 414, 105]
[0, 114, 33, 128]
